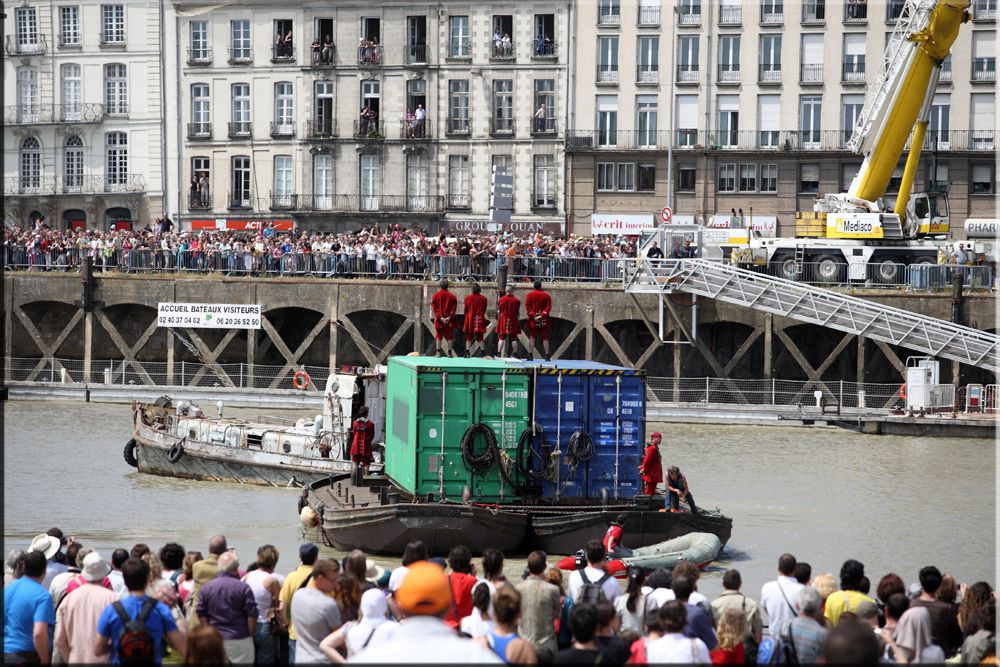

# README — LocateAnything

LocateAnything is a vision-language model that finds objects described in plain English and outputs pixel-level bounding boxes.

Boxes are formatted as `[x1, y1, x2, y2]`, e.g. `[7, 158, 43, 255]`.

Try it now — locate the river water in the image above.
[4, 401, 996, 598]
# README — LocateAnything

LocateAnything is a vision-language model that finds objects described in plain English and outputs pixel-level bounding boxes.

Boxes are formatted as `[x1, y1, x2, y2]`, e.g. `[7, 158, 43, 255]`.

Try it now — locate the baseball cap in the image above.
[393, 560, 450, 616]
[299, 542, 319, 561]
[650, 432, 662, 440]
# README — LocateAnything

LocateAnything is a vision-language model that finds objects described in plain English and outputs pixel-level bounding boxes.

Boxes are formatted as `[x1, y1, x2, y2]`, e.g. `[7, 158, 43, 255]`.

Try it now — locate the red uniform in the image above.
[350, 417, 375, 465]
[602, 524, 623, 553]
[431, 289, 458, 341]
[462, 292, 489, 342]
[525, 289, 552, 341]
[639, 442, 662, 496]
[496, 294, 521, 339]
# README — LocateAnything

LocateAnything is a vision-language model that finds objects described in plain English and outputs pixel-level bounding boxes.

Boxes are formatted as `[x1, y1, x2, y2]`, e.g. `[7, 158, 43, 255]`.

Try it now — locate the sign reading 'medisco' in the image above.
[591, 214, 654, 235]
[157, 303, 261, 329]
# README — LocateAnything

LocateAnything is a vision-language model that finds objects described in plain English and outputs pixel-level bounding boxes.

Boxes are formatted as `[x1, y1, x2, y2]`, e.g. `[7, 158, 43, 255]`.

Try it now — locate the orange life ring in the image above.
[293, 370, 311, 390]
[899, 384, 906, 400]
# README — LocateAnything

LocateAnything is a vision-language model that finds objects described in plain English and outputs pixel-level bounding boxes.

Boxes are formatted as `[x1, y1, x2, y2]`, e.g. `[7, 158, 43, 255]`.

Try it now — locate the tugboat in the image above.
[126, 369, 387, 487]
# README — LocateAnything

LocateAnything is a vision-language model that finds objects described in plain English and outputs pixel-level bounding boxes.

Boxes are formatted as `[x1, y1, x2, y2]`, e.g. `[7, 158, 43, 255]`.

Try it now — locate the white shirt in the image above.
[388, 566, 409, 592]
[645, 632, 711, 664]
[106, 570, 129, 597]
[760, 576, 805, 636]
[567, 566, 621, 603]
[352, 615, 502, 664]
[347, 619, 398, 658]
[460, 608, 496, 639]
[647, 588, 708, 610]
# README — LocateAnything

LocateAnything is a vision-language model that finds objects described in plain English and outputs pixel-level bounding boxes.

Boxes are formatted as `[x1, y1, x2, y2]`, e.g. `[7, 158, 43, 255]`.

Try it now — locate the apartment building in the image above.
[566, 0, 997, 238]
[167, 0, 568, 234]
[2, 0, 166, 230]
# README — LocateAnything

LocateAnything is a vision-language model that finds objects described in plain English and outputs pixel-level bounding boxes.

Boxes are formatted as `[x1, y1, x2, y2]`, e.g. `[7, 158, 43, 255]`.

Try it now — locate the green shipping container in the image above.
[385, 356, 531, 501]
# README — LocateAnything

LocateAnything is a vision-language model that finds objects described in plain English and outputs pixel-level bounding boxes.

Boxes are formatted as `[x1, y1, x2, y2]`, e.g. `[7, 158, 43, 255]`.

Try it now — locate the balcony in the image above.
[566, 130, 667, 151]
[5, 35, 48, 56]
[676, 65, 699, 84]
[98, 31, 126, 47]
[228, 47, 253, 64]
[297, 194, 446, 213]
[310, 44, 336, 67]
[187, 48, 212, 65]
[353, 120, 385, 140]
[4, 104, 105, 125]
[760, 5, 784, 24]
[530, 117, 558, 136]
[597, 68, 620, 84]
[842, 62, 866, 83]
[675, 129, 703, 148]
[489, 117, 515, 137]
[358, 44, 383, 66]
[103, 174, 146, 193]
[446, 194, 471, 210]
[532, 41, 558, 60]
[597, 11, 621, 26]
[57, 33, 81, 48]
[305, 119, 339, 139]
[105, 102, 129, 118]
[228, 121, 253, 139]
[939, 59, 952, 82]
[972, 58, 996, 82]
[974, 0, 997, 20]
[887, 0, 905, 21]
[638, 5, 661, 25]
[270, 122, 296, 138]
[758, 64, 781, 84]
[678, 9, 701, 25]
[187, 122, 212, 139]
[904, 129, 995, 151]
[719, 5, 742, 24]
[228, 191, 253, 210]
[800, 63, 824, 84]
[717, 65, 740, 84]
[844, 0, 868, 22]
[400, 117, 430, 140]
[637, 67, 659, 84]
[271, 45, 296, 63]
[270, 194, 298, 210]
[532, 189, 557, 210]
[490, 43, 515, 62]
[4, 175, 145, 196]
[189, 190, 211, 211]
[446, 117, 471, 136]
[802, 1, 825, 23]
[405, 44, 428, 64]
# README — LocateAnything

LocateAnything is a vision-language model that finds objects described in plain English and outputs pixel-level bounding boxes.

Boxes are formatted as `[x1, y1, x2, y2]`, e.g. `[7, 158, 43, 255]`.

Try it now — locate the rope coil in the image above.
[567, 429, 595, 474]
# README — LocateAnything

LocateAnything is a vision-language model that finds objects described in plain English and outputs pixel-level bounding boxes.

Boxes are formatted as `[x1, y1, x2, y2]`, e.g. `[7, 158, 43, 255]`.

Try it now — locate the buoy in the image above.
[300, 505, 319, 528]
[899, 384, 906, 400]
[293, 370, 311, 390]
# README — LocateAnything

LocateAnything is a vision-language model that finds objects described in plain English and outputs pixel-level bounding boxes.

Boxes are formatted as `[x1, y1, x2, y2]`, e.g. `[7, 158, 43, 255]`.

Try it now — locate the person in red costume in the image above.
[462, 282, 489, 358]
[639, 432, 663, 496]
[350, 406, 375, 475]
[524, 279, 553, 360]
[496, 285, 522, 358]
[431, 278, 458, 357]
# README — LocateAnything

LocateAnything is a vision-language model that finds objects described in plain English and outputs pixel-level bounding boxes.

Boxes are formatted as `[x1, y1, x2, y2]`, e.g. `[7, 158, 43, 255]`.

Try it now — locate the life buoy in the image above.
[899, 384, 906, 400]
[123, 439, 138, 468]
[293, 370, 311, 390]
[167, 442, 185, 463]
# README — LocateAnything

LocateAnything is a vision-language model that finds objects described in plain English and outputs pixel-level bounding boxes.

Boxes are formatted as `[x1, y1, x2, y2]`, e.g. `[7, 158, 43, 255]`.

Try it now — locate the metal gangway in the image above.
[625, 259, 999, 373]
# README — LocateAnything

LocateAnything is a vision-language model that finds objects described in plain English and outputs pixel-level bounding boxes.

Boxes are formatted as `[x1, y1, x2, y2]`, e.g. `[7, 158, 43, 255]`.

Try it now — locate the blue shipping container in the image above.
[518, 361, 646, 499]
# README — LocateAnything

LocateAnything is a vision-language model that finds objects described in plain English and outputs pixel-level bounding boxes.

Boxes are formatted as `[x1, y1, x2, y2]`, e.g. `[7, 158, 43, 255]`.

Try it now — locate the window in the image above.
[637, 36, 659, 83]
[678, 164, 696, 191]
[596, 163, 639, 191]
[406, 16, 428, 64]
[928, 162, 947, 191]
[762, 0, 783, 22]
[638, 0, 660, 25]
[533, 155, 556, 207]
[15, 7, 39, 51]
[679, 0, 701, 23]
[972, 31, 996, 82]
[274, 82, 294, 133]
[971, 93, 994, 149]
[314, 81, 334, 136]
[20, 137, 41, 191]
[800, 34, 824, 83]
[638, 164, 656, 191]
[718, 163, 736, 192]
[758, 95, 780, 147]
[313, 155, 333, 209]
[597, 163, 616, 191]
[60, 64, 82, 120]
[406, 79, 426, 116]
[597, 95, 618, 146]
[760, 35, 782, 81]
[676, 95, 698, 145]
[842, 94, 864, 146]
[617, 163, 635, 191]
[231, 20, 251, 61]
[64, 136, 84, 190]
[273, 156, 293, 205]
[448, 155, 470, 206]
[841, 162, 861, 190]
[803, 0, 825, 22]
[60, 7, 80, 46]
[971, 164, 993, 194]
[448, 80, 470, 133]
[192, 157, 210, 207]
[231, 157, 251, 206]
[104, 64, 127, 116]
[190, 21, 209, 61]
[760, 164, 778, 192]
[407, 153, 429, 210]
[491, 15, 514, 58]
[534, 14, 555, 56]
[492, 80, 514, 134]
[800, 96, 822, 146]
[843, 33, 866, 82]
[191, 84, 210, 135]
[719, 35, 740, 83]
[17, 67, 39, 122]
[106, 131, 128, 187]
[929, 94, 950, 147]
[231, 83, 251, 134]
[598, 0, 621, 25]
[598, 37, 619, 83]
[637, 96, 658, 146]
[720, 0, 742, 24]
[101, 5, 125, 44]
[533, 80, 555, 132]
[493, 155, 514, 198]
[358, 79, 380, 119]
[273, 19, 294, 60]
[799, 163, 820, 193]
[449, 16, 470, 57]
[678, 36, 699, 82]
[739, 164, 757, 192]
[718, 95, 739, 146]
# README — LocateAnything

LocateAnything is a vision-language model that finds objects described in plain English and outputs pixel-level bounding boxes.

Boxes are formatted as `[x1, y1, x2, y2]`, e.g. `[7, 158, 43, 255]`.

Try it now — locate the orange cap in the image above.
[394, 560, 450, 616]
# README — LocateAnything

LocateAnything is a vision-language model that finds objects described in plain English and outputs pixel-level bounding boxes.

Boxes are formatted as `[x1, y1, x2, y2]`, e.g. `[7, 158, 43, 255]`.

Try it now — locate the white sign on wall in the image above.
[157, 303, 261, 329]
[591, 214, 655, 235]
[709, 214, 777, 232]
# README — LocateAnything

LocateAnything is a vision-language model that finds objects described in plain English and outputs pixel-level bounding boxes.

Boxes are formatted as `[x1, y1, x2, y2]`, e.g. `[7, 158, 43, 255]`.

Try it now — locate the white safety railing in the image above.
[646, 376, 906, 409]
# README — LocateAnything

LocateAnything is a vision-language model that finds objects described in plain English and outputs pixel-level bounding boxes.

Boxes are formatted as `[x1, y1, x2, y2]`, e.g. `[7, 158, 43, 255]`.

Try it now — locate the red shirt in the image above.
[711, 642, 745, 664]
[431, 289, 457, 323]
[463, 293, 488, 334]
[525, 289, 552, 322]
[640, 443, 662, 483]
[350, 418, 375, 460]
[443, 572, 477, 628]
[603, 524, 623, 552]
[496, 294, 521, 335]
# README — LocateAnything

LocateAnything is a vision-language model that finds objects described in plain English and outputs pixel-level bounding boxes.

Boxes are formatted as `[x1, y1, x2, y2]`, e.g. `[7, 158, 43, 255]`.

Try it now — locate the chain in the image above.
[169, 328, 208, 364]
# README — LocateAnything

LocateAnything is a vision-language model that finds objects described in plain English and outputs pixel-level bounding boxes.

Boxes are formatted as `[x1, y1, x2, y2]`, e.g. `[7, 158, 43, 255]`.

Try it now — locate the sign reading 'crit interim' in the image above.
[157, 303, 261, 329]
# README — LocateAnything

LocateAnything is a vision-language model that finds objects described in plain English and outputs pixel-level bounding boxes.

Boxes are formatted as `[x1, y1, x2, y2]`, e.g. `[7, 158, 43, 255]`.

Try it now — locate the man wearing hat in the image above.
[28, 532, 67, 590]
[639, 432, 663, 497]
[3, 550, 55, 664]
[56, 552, 118, 664]
[353, 561, 502, 663]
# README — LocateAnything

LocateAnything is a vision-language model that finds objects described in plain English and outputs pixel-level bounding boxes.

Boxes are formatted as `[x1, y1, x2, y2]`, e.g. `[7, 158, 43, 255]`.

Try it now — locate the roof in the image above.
[516, 359, 645, 376]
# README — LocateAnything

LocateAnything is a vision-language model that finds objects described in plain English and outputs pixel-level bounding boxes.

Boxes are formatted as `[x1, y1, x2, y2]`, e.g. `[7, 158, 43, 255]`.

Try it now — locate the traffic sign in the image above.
[660, 206, 673, 223]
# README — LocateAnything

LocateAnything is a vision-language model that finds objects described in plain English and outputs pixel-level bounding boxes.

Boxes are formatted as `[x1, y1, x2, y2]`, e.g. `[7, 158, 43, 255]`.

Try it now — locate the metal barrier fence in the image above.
[645, 376, 906, 410]
[735, 261, 993, 291]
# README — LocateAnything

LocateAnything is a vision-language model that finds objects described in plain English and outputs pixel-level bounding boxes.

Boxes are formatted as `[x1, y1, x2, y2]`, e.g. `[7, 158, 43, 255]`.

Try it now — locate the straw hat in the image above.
[28, 533, 60, 560]
[365, 559, 386, 583]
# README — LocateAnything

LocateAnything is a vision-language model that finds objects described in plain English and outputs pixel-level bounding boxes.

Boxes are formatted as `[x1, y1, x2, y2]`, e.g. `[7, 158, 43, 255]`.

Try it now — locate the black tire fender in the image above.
[167, 442, 185, 464]
[123, 439, 139, 468]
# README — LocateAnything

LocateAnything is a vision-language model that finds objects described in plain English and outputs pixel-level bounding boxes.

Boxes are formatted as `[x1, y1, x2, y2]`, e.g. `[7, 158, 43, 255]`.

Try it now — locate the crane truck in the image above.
[745, 0, 971, 283]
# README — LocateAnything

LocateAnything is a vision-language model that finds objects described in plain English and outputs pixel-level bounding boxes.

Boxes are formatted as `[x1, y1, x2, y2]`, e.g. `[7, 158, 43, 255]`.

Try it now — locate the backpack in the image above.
[112, 598, 157, 665]
[578, 568, 612, 605]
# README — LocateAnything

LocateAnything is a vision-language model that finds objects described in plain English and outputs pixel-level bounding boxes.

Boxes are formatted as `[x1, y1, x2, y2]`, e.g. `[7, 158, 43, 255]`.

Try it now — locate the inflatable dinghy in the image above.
[557, 532, 722, 577]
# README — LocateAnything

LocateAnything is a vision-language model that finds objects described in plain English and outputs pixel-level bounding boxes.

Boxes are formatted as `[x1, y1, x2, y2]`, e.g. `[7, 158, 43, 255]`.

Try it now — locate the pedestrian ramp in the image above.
[624, 259, 999, 373]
